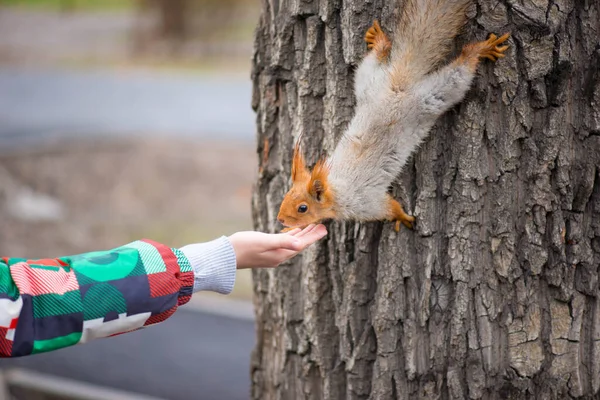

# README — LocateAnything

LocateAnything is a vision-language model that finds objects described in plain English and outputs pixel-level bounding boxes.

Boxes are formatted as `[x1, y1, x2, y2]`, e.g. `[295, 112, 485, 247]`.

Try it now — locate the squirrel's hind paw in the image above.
[364, 19, 391, 62]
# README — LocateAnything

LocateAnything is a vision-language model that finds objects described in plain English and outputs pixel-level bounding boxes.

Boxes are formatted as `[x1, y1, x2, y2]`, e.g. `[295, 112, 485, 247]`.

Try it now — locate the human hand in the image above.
[228, 224, 327, 269]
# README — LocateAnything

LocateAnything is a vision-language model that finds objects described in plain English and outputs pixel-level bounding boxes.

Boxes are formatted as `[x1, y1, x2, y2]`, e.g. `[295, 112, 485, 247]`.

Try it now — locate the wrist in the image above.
[180, 236, 237, 294]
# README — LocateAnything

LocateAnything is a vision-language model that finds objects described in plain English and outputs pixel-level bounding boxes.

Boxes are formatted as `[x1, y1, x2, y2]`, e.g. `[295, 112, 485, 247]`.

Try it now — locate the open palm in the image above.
[228, 224, 327, 269]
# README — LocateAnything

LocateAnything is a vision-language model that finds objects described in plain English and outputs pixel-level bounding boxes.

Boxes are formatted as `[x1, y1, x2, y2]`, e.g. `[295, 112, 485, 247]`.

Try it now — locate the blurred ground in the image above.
[0, 2, 262, 397]
[0, 137, 257, 299]
[0, 1, 260, 302]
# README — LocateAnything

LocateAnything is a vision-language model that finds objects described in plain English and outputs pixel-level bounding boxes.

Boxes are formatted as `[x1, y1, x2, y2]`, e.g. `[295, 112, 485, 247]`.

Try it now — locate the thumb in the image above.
[273, 234, 303, 251]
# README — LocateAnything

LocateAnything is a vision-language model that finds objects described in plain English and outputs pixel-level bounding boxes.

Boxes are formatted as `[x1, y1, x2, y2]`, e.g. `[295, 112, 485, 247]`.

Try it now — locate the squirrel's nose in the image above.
[277, 217, 285, 225]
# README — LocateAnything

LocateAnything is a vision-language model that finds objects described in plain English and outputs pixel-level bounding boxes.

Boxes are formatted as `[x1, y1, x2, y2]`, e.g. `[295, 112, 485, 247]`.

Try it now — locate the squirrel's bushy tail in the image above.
[389, 0, 471, 90]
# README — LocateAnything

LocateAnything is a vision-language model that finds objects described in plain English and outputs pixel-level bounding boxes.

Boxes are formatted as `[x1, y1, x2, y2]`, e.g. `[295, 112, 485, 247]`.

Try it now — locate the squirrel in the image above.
[277, 0, 510, 232]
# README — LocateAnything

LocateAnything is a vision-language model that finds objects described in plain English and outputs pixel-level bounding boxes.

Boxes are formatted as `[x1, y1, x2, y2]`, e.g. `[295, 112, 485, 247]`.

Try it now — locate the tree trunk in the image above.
[250, 0, 600, 399]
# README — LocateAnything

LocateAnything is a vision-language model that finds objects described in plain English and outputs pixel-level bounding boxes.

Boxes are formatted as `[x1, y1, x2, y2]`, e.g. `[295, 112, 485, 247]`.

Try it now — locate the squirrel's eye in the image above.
[298, 204, 308, 213]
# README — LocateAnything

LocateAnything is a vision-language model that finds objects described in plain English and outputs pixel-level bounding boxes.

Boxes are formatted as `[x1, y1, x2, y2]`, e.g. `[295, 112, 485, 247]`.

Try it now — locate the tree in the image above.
[250, 1, 600, 399]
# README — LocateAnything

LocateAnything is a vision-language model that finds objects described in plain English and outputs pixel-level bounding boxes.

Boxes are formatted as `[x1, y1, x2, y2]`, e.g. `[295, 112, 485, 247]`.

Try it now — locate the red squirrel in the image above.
[277, 0, 510, 232]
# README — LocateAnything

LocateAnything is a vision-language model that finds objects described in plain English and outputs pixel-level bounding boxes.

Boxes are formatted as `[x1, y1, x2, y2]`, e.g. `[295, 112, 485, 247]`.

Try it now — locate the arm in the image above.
[0, 238, 234, 358]
[0, 225, 328, 358]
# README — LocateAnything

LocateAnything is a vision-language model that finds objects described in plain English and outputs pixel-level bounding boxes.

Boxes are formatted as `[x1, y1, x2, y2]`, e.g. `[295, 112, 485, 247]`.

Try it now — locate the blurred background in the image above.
[0, 1, 260, 399]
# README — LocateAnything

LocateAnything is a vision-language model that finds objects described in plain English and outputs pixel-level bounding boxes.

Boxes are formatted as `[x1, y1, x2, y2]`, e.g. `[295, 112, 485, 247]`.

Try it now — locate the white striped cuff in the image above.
[179, 236, 237, 295]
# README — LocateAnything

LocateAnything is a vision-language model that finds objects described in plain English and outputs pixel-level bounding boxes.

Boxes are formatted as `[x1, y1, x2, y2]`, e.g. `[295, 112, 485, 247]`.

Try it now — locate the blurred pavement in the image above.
[0, 67, 255, 149]
[0, 307, 255, 400]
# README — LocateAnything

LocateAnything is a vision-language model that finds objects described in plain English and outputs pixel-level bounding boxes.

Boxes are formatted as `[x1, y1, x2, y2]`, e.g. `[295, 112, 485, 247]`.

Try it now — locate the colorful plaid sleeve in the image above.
[0, 239, 194, 357]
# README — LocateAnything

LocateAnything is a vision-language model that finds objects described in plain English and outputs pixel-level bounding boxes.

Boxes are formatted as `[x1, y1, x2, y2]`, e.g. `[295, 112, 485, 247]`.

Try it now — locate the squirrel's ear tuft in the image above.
[309, 159, 330, 201]
[291, 139, 306, 182]
[310, 180, 325, 201]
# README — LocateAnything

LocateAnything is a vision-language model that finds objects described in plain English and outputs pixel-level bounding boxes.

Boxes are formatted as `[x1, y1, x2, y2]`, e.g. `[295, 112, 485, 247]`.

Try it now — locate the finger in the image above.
[269, 226, 328, 265]
[272, 249, 298, 261]
[273, 225, 328, 262]
[281, 227, 302, 236]
[296, 224, 328, 248]
[271, 233, 303, 251]
[295, 224, 317, 238]
[256, 249, 299, 268]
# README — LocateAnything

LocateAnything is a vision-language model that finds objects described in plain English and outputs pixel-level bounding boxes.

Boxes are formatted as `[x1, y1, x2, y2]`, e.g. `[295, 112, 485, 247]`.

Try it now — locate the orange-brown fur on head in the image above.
[277, 142, 336, 229]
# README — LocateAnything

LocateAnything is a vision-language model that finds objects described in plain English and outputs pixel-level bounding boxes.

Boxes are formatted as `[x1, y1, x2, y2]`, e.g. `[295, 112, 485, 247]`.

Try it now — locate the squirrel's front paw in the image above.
[394, 214, 415, 232]
[476, 33, 510, 62]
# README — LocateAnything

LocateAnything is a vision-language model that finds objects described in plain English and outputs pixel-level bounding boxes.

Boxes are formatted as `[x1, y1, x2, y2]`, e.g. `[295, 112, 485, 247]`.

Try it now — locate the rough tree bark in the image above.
[250, 1, 600, 399]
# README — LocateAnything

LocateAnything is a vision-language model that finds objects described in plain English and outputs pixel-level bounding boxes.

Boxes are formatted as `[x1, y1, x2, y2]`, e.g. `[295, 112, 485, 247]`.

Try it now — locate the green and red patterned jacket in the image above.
[0, 237, 236, 357]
